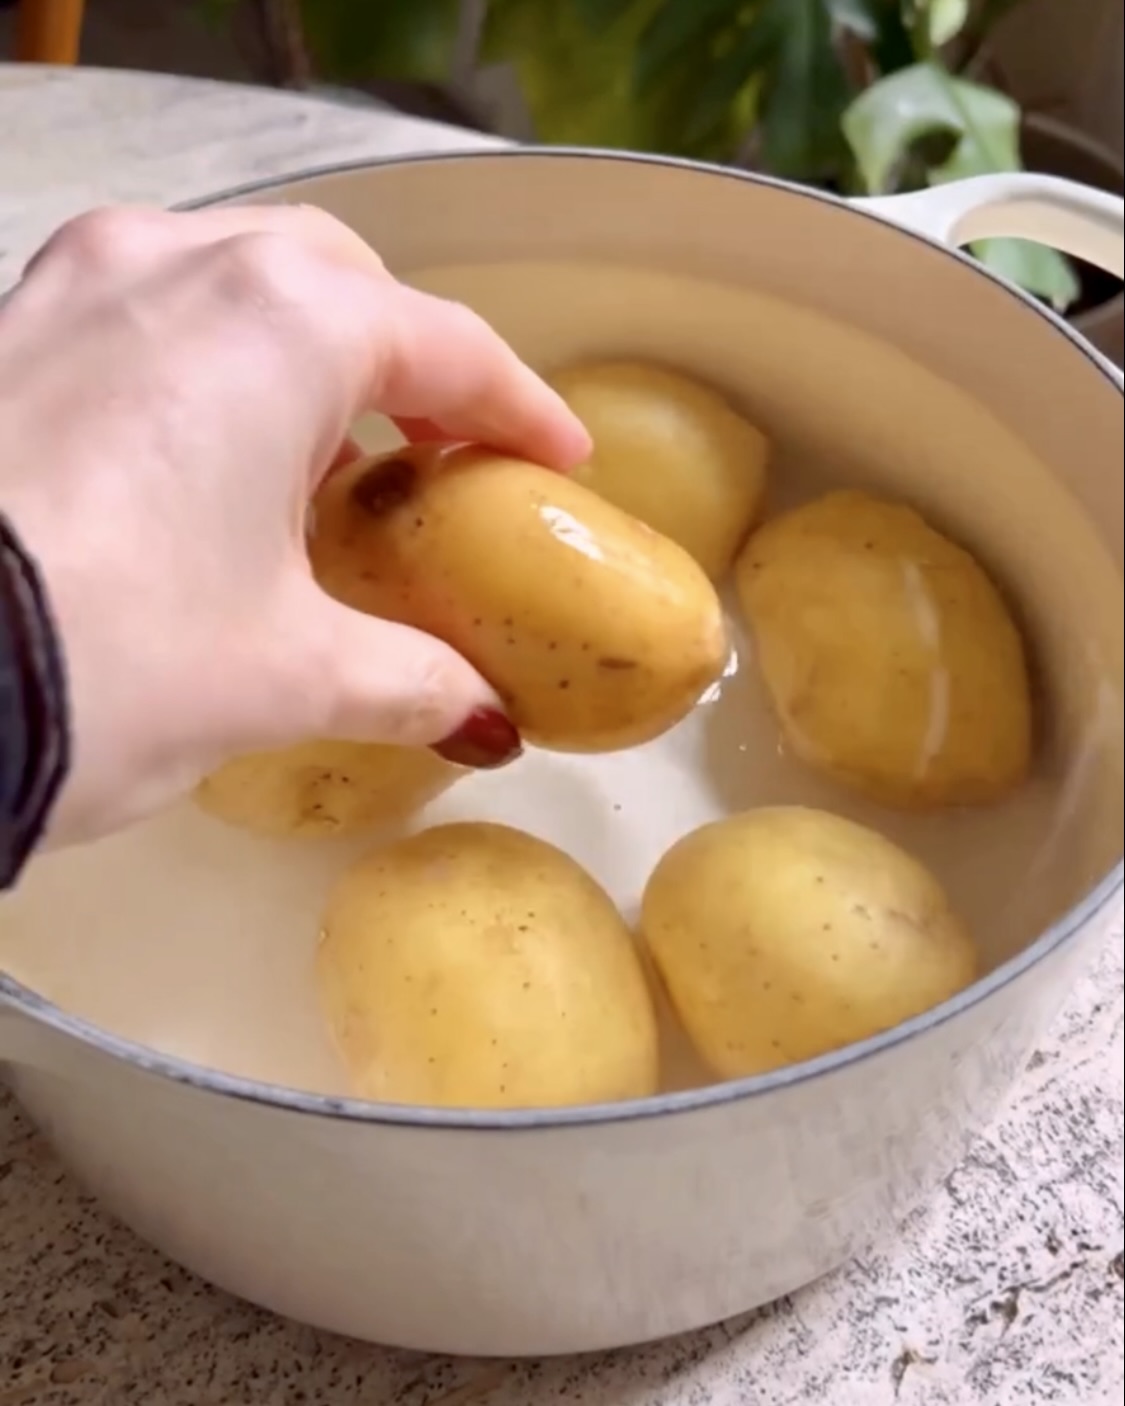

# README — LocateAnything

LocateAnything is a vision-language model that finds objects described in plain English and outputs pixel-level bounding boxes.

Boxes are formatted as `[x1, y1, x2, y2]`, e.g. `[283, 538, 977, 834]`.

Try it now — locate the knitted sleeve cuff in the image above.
[0, 513, 71, 888]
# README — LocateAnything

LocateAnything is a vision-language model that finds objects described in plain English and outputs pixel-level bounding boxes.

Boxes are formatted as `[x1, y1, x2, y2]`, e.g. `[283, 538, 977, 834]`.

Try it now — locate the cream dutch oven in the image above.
[1, 150, 1121, 1357]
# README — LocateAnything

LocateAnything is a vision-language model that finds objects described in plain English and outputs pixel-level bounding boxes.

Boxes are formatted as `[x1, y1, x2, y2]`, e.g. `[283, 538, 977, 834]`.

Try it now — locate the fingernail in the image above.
[433, 707, 523, 769]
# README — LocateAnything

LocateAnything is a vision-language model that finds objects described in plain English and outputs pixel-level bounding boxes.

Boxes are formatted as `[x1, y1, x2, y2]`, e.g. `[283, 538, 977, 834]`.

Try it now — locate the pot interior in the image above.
[1, 153, 1121, 1102]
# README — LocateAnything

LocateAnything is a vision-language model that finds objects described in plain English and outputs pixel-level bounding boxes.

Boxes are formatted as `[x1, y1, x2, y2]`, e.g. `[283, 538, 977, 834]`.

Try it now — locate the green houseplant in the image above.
[208, 0, 1079, 309]
[479, 0, 1078, 308]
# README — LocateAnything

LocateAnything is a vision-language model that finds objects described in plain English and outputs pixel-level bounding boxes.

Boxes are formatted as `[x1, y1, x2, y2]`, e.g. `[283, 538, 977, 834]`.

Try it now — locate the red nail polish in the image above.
[433, 707, 523, 769]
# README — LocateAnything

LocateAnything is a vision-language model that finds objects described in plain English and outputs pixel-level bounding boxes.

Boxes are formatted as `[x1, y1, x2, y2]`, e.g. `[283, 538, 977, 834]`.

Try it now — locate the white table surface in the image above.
[0, 63, 1122, 1406]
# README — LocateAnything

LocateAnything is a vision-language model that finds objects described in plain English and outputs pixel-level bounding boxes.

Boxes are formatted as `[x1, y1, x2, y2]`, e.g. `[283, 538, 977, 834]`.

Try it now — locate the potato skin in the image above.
[195, 739, 456, 839]
[640, 806, 979, 1079]
[550, 360, 770, 579]
[308, 445, 728, 752]
[736, 490, 1033, 808]
[317, 822, 660, 1109]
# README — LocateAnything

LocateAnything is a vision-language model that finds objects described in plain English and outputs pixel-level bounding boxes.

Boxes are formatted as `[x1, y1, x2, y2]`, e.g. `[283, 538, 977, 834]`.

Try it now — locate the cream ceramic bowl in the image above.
[1, 151, 1122, 1357]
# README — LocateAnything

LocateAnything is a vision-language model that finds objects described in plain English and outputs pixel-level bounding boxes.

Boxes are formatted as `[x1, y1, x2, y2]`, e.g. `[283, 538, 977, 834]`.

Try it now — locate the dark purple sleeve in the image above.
[0, 514, 70, 888]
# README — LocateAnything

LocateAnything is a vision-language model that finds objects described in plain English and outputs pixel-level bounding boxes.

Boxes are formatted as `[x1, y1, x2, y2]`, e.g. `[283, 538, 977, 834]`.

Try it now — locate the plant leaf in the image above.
[925, 0, 970, 47]
[481, 0, 657, 147]
[927, 74, 1019, 177]
[634, 0, 748, 91]
[973, 238, 1082, 311]
[842, 61, 1018, 193]
[679, 23, 771, 148]
[569, 0, 641, 30]
[299, 0, 461, 83]
[748, 0, 852, 181]
[482, 0, 755, 158]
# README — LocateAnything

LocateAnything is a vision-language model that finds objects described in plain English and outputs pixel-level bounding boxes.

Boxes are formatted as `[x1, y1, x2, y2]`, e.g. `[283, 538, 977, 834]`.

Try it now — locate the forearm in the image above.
[0, 514, 70, 888]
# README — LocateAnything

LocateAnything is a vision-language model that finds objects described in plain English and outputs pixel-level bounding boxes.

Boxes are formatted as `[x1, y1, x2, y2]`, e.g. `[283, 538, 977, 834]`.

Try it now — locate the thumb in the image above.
[300, 589, 523, 769]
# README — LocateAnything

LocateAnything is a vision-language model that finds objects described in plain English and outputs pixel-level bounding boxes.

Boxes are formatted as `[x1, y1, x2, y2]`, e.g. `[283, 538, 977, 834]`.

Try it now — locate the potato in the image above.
[549, 361, 770, 579]
[195, 739, 456, 839]
[735, 490, 1033, 808]
[640, 806, 978, 1079]
[317, 822, 660, 1108]
[308, 444, 728, 752]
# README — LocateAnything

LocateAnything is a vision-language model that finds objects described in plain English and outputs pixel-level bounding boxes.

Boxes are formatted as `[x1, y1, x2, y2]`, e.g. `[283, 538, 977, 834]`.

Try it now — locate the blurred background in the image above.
[2, 0, 1122, 361]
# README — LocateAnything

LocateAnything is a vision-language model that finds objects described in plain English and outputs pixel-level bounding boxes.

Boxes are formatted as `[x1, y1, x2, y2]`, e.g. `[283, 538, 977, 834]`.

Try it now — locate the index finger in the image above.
[367, 281, 591, 470]
[178, 205, 592, 470]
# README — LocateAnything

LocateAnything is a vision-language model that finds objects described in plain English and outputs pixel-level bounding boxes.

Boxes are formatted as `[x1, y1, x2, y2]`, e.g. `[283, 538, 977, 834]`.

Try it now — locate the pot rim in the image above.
[3, 145, 1121, 1132]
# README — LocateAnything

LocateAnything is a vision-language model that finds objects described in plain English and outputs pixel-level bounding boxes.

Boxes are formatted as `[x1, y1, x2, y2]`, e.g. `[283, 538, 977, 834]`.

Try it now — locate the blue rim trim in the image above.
[3, 145, 1121, 1132]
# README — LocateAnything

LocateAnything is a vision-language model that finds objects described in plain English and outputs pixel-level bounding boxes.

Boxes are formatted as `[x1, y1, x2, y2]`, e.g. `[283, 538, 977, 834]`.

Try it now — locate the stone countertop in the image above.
[0, 63, 1122, 1406]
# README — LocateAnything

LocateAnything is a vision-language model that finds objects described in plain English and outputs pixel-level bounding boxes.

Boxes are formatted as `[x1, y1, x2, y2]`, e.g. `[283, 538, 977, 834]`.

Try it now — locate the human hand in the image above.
[0, 204, 590, 845]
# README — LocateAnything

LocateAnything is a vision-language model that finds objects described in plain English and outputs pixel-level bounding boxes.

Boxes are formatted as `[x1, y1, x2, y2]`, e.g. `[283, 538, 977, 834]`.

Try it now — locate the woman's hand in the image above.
[0, 204, 591, 845]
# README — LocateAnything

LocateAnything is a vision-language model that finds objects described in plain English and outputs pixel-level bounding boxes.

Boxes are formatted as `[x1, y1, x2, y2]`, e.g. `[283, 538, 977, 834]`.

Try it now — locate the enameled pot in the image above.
[1, 150, 1122, 1358]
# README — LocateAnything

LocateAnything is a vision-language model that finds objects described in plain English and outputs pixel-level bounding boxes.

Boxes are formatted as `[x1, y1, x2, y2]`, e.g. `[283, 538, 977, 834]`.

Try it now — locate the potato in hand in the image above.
[318, 822, 660, 1109]
[195, 739, 456, 839]
[309, 444, 728, 753]
[736, 490, 1033, 808]
[551, 360, 770, 579]
[640, 806, 978, 1080]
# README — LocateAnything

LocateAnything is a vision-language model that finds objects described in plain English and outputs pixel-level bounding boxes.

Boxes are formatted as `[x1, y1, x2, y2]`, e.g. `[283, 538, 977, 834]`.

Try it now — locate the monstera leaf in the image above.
[843, 61, 1080, 310]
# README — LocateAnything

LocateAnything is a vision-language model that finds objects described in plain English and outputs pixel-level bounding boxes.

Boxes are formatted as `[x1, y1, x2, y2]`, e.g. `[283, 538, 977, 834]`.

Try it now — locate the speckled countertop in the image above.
[1, 64, 1122, 1406]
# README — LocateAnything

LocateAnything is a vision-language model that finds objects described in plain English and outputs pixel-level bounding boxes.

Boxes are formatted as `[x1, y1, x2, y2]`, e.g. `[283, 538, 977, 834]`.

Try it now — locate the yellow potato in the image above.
[195, 739, 456, 839]
[309, 444, 728, 752]
[550, 360, 770, 579]
[318, 822, 660, 1108]
[640, 806, 978, 1079]
[736, 490, 1033, 808]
